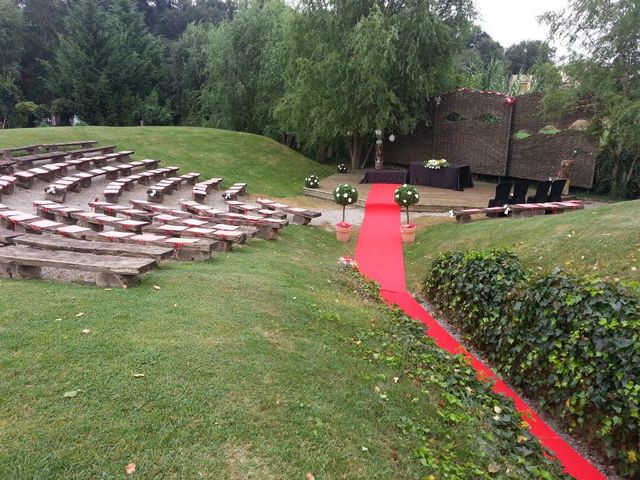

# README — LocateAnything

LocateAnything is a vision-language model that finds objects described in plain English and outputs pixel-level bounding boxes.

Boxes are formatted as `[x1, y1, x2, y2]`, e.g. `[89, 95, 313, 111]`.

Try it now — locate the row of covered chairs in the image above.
[488, 179, 567, 209]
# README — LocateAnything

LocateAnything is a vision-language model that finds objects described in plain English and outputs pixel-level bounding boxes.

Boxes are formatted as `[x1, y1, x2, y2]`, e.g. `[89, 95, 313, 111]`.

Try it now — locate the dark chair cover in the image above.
[488, 182, 513, 208]
[527, 181, 552, 203]
[509, 181, 529, 205]
[547, 179, 567, 202]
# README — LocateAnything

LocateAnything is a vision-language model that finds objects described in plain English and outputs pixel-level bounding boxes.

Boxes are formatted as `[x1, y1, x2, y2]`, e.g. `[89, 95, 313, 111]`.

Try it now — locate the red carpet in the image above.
[354, 184, 605, 480]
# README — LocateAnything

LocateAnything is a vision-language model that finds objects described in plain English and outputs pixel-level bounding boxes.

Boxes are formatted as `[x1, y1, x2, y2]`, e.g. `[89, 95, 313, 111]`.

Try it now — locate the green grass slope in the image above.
[405, 200, 640, 290]
[0, 126, 333, 197]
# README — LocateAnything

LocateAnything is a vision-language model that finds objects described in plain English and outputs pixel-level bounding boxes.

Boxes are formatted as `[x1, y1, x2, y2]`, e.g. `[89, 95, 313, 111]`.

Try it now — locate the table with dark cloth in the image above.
[360, 169, 409, 184]
[409, 162, 473, 191]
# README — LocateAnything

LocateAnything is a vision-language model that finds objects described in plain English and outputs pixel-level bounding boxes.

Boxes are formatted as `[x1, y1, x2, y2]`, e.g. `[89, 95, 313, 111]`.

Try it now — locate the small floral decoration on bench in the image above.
[424, 159, 449, 169]
[305, 174, 320, 188]
[337, 163, 348, 173]
[394, 184, 420, 224]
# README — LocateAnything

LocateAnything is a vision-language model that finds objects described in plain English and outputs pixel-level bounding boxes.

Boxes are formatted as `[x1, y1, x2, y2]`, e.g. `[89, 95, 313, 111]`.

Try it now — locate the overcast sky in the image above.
[474, 0, 570, 55]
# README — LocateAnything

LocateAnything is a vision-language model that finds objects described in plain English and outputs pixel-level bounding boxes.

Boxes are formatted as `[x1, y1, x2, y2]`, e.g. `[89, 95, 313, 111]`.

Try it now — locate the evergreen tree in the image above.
[51, 0, 164, 125]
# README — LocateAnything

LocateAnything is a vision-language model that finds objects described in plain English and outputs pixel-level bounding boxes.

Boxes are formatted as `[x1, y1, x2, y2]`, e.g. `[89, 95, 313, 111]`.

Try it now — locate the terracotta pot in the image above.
[336, 222, 352, 242]
[400, 223, 416, 243]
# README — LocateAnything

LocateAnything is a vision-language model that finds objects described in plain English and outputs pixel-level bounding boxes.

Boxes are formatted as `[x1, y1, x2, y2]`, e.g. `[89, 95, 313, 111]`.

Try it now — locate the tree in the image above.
[51, 0, 164, 125]
[505, 40, 555, 74]
[542, 0, 640, 200]
[0, 77, 21, 129]
[465, 27, 504, 65]
[0, 0, 24, 80]
[275, 0, 473, 168]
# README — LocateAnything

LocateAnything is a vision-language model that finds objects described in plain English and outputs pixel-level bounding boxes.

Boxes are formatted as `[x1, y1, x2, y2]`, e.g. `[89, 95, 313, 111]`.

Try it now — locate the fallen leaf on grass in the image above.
[63, 389, 83, 399]
[125, 463, 136, 475]
[75, 312, 84, 317]
[132, 373, 145, 378]
[153, 285, 161, 290]
[81, 329, 91, 334]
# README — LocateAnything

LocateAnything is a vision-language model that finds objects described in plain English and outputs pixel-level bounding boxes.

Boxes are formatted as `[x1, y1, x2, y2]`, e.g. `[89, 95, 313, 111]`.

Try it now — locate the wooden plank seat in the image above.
[218, 212, 284, 240]
[66, 145, 117, 159]
[39, 205, 84, 225]
[0, 210, 31, 229]
[120, 209, 155, 222]
[13, 233, 173, 260]
[181, 172, 201, 185]
[256, 198, 320, 225]
[511, 201, 584, 218]
[0, 245, 157, 287]
[225, 201, 261, 215]
[0, 227, 23, 244]
[454, 207, 508, 223]
[192, 177, 223, 202]
[12, 151, 67, 167]
[0, 175, 17, 194]
[2, 212, 40, 230]
[89, 201, 129, 216]
[103, 150, 134, 162]
[181, 227, 242, 251]
[257, 208, 288, 220]
[66, 156, 101, 171]
[15, 219, 64, 234]
[13, 171, 37, 188]
[39, 162, 70, 177]
[114, 220, 149, 234]
[56, 225, 94, 240]
[71, 212, 115, 231]
[44, 175, 90, 202]
[0, 159, 15, 174]
[1, 144, 42, 159]
[146, 173, 196, 203]
[100, 232, 215, 261]
[41, 140, 98, 152]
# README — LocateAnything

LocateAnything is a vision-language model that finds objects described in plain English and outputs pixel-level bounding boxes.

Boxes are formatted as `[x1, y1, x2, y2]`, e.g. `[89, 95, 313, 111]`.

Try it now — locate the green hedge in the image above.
[425, 250, 640, 478]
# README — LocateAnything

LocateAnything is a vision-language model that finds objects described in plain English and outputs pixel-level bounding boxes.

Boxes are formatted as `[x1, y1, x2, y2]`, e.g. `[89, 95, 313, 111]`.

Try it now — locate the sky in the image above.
[473, 0, 570, 55]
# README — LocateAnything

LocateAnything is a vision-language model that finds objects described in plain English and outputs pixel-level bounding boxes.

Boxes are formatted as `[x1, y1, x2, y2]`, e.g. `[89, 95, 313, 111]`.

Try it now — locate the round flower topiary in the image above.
[337, 163, 348, 174]
[394, 184, 420, 225]
[305, 174, 320, 188]
[333, 183, 358, 224]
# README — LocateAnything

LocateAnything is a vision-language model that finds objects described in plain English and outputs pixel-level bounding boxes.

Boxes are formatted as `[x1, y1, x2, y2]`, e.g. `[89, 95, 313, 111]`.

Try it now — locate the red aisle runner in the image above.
[354, 184, 605, 480]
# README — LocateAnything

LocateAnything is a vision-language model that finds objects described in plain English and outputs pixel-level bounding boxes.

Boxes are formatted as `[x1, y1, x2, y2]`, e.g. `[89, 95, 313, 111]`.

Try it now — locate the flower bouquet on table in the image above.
[305, 174, 320, 188]
[333, 183, 358, 242]
[337, 163, 348, 174]
[424, 159, 449, 169]
[394, 184, 420, 243]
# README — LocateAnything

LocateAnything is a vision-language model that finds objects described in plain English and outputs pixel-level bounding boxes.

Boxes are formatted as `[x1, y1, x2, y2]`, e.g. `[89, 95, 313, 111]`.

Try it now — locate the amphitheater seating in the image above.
[192, 177, 222, 202]
[256, 198, 322, 225]
[41, 140, 98, 152]
[221, 183, 247, 200]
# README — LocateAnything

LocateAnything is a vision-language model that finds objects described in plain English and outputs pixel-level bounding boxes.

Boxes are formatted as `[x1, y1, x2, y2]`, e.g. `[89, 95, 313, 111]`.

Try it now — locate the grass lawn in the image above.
[0, 227, 566, 479]
[0, 126, 334, 197]
[404, 200, 640, 291]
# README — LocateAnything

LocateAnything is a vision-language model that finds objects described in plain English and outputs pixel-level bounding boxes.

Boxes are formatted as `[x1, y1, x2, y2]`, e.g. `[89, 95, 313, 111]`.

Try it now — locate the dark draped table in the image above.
[360, 169, 409, 184]
[409, 162, 473, 191]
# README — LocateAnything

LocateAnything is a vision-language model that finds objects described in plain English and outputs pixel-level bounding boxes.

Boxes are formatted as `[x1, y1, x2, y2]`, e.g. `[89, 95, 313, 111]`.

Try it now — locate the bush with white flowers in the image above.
[305, 174, 320, 188]
[333, 183, 358, 224]
[337, 163, 348, 173]
[424, 159, 449, 169]
[394, 184, 420, 225]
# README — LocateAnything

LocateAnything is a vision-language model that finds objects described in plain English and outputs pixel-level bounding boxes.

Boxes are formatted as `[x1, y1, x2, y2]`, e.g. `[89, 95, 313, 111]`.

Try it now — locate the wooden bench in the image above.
[99, 232, 216, 261]
[453, 200, 585, 223]
[41, 140, 97, 152]
[11, 151, 67, 167]
[0, 228, 23, 244]
[14, 233, 173, 260]
[66, 145, 117, 159]
[256, 198, 321, 225]
[221, 182, 247, 200]
[0, 158, 15, 174]
[0, 245, 157, 287]
[192, 177, 222, 202]
[0, 144, 42, 160]
[0, 175, 16, 195]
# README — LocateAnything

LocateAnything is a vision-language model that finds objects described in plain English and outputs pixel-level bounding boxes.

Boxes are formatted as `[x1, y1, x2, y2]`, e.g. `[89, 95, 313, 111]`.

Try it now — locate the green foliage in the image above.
[504, 40, 555, 75]
[14, 101, 47, 128]
[513, 130, 531, 140]
[0, 0, 24, 80]
[457, 55, 509, 92]
[50, 98, 74, 126]
[539, 126, 562, 135]
[541, 0, 640, 199]
[304, 174, 319, 188]
[425, 249, 640, 477]
[0, 77, 21, 129]
[348, 268, 570, 479]
[445, 112, 465, 122]
[138, 89, 172, 126]
[51, 0, 164, 126]
[478, 113, 501, 125]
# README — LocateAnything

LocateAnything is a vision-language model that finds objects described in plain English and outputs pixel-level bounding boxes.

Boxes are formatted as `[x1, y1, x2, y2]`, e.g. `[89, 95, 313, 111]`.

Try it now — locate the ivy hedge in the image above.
[424, 250, 640, 478]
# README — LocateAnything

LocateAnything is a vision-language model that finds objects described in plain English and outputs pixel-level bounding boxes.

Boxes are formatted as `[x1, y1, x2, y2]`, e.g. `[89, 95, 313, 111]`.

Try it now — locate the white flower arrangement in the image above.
[424, 159, 449, 169]
[338, 256, 359, 269]
[305, 174, 320, 188]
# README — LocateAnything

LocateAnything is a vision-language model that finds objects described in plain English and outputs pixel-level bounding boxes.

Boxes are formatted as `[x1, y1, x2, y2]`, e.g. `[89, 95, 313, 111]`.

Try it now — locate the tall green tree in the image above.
[505, 40, 555, 74]
[51, 0, 164, 125]
[542, 0, 640, 199]
[0, 0, 24, 80]
[275, 0, 473, 167]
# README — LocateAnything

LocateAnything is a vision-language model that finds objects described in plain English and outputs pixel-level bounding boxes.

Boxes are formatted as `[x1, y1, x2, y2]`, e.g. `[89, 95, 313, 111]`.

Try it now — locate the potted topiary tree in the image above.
[394, 184, 420, 243]
[333, 183, 358, 242]
[337, 163, 348, 174]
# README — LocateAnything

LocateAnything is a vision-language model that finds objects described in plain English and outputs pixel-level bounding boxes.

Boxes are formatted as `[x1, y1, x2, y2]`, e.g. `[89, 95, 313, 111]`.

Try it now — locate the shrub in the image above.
[425, 250, 640, 477]
[333, 183, 358, 224]
[15, 101, 47, 128]
[305, 174, 319, 188]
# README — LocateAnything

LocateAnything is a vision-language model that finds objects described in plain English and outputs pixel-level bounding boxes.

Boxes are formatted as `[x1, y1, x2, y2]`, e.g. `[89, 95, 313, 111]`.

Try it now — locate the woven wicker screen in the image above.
[384, 122, 435, 165]
[432, 90, 513, 175]
[507, 92, 596, 188]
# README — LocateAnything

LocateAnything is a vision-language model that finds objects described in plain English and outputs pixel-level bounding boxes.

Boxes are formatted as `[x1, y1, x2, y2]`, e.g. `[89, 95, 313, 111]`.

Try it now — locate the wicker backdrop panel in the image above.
[432, 91, 513, 176]
[385, 122, 435, 165]
[508, 93, 597, 188]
